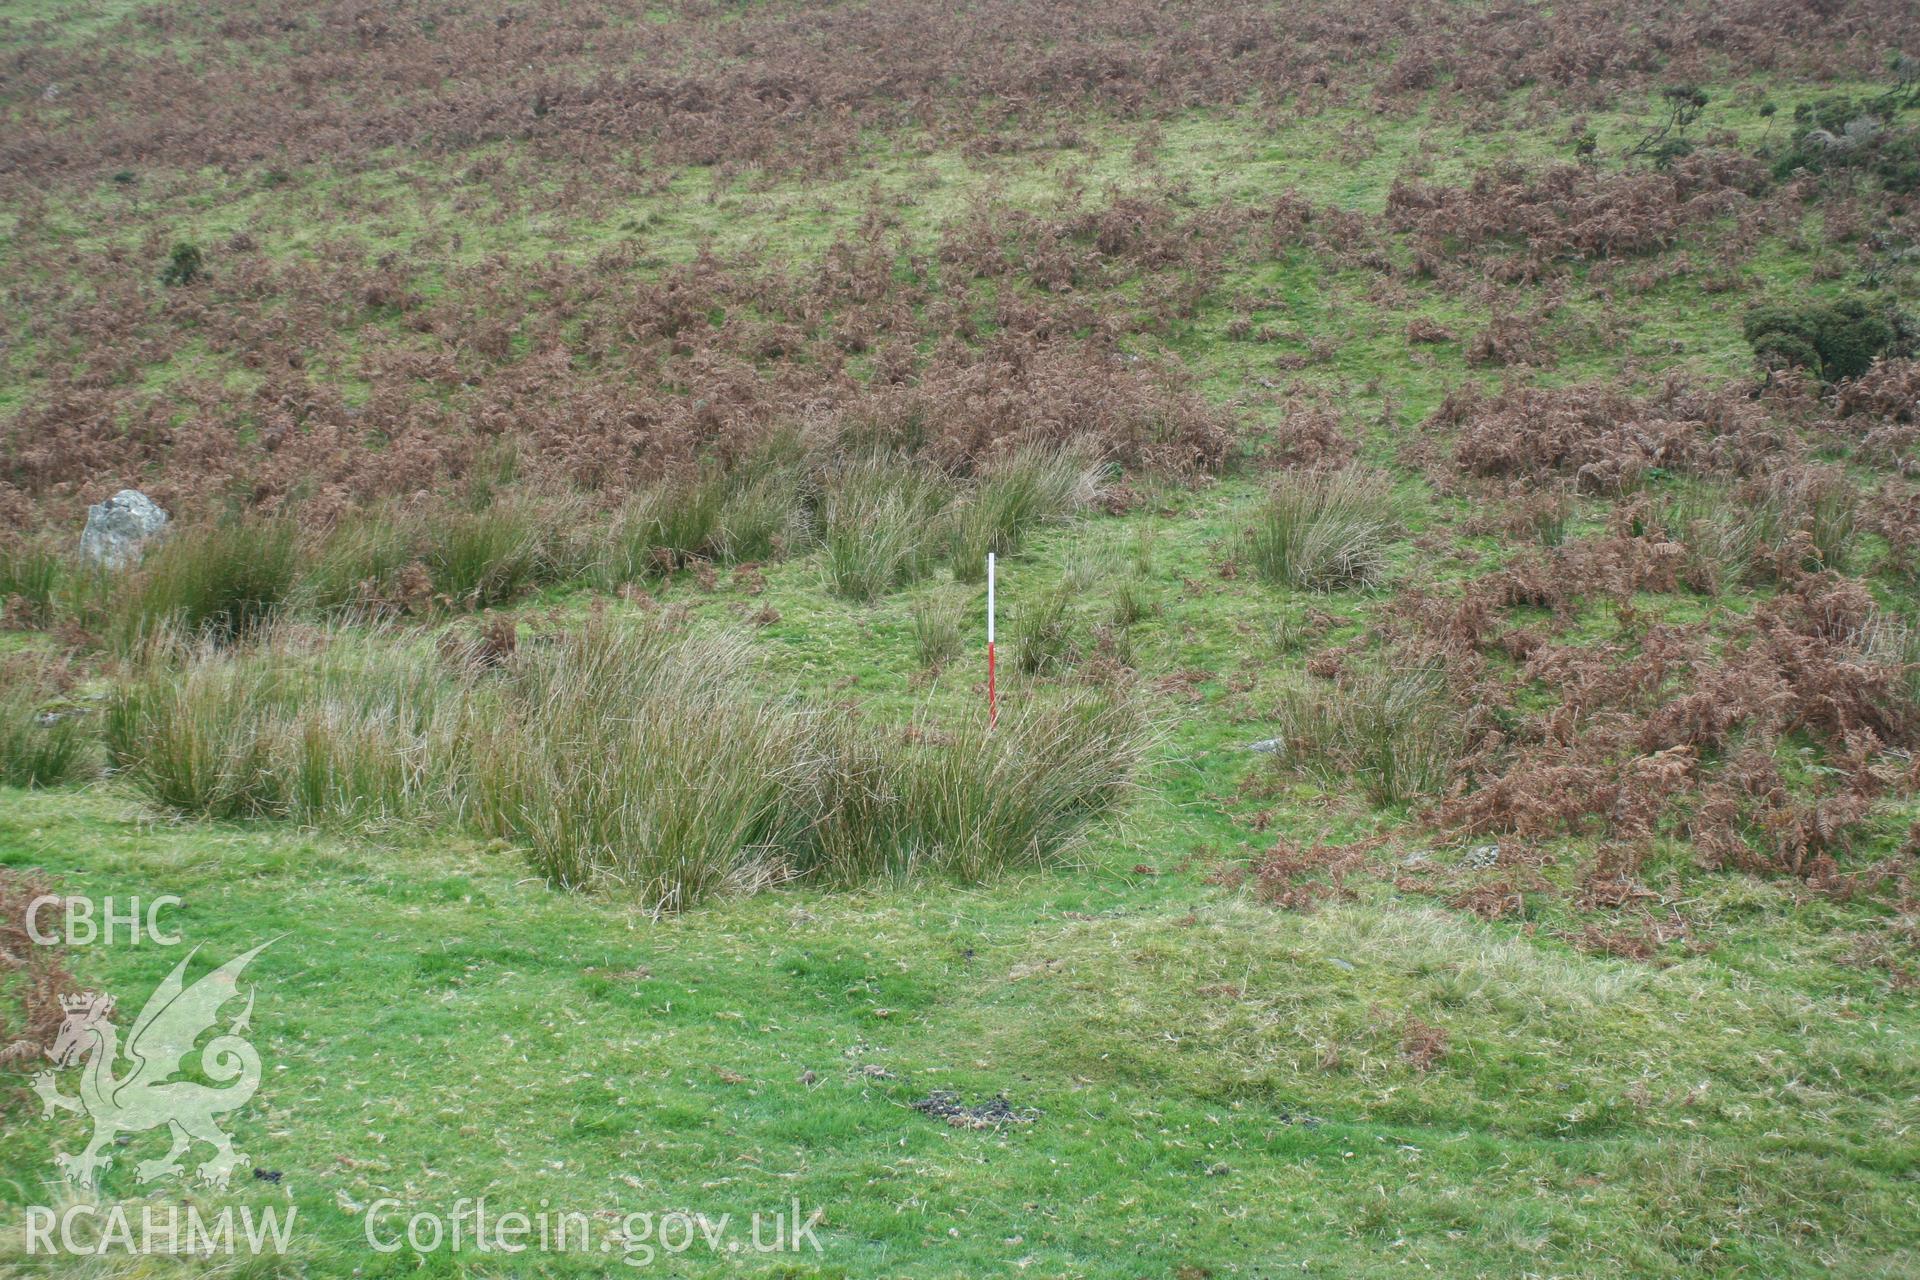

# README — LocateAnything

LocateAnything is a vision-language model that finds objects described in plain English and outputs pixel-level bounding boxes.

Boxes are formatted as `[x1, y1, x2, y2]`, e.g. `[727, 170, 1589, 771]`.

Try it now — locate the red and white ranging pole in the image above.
[986, 552, 998, 729]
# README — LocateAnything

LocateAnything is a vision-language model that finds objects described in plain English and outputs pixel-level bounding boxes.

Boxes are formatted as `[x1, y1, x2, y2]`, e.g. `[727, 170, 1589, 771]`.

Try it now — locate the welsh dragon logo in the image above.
[32, 942, 271, 1190]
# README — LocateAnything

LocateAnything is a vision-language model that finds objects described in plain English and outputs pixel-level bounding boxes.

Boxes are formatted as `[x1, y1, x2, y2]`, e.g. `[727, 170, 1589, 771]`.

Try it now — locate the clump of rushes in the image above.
[296, 505, 424, 615]
[471, 617, 1151, 907]
[423, 494, 546, 609]
[1263, 659, 1465, 807]
[717, 467, 805, 563]
[1014, 585, 1074, 675]
[948, 443, 1103, 582]
[468, 623, 817, 907]
[1248, 468, 1401, 591]
[105, 626, 464, 826]
[802, 687, 1151, 884]
[0, 658, 95, 789]
[1652, 468, 1860, 592]
[0, 538, 61, 627]
[595, 462, 804, 588]
[112, 516, 300, 648]
[912, 591, 966, 669]
[100, 615, 1154, 910]
[820, 454, 955, 601]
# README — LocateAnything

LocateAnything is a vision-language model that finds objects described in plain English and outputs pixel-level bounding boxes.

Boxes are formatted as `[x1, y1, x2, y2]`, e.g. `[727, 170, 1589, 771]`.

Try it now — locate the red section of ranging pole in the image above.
[988, 642, 997, 728]
[987, 552, 998, 728]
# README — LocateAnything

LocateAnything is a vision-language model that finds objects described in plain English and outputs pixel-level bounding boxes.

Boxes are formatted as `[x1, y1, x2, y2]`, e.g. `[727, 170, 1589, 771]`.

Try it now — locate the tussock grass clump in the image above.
[106, 628, 462, 825]
[1653, 469, 1860, 592]
[468, 618, 1150, 907]
[424, 499, 547, 609]
[470, 625, 812, 907]
[296, 506, 425, 614]
[717, 468, 806, 562]
[803, 689, 1150, 884]
[113, 517, 300, 647]
[912, 591, 966, 668]
[596, 465, 805, 587]
[1014, 586, 1074, 675]
[0, 540, 61, 627]
[1249, 469, 1400, 590]
[820, 455, 955, 601]
[948, 444, 1102, 582]
[1264, 660, 1465, 806]
[643, 469, 733, 567]
[0, 660, 95, 789]
[95, 612, 1151, 908]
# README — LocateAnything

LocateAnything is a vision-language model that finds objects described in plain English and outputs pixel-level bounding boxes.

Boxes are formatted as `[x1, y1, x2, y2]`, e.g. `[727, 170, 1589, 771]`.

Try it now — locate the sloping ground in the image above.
[3, 0, 1920, 1275]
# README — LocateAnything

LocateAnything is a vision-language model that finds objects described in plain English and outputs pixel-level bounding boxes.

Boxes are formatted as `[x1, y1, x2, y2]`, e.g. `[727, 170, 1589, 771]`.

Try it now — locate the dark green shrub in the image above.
[1770, 92, 1920, 193]
[1743, 298, 1897, 381]
[159, 242, 204, 287]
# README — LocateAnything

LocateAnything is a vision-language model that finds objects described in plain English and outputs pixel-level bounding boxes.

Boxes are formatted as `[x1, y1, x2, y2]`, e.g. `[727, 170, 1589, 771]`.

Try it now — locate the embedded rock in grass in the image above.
[1461, 843, 1501, 870]
[80, 489, 168, 569]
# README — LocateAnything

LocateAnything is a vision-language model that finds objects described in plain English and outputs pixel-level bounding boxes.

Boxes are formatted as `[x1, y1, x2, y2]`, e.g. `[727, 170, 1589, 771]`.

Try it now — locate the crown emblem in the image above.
[59, 991, 109, 1015]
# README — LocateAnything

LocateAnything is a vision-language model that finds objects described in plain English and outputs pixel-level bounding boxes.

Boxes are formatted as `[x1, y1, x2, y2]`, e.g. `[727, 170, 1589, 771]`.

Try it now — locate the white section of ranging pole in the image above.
[986, 553, 996, 643]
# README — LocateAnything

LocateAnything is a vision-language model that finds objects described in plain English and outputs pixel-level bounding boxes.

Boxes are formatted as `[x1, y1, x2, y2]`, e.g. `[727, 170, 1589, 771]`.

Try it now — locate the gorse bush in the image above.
[1248, 469, 1401, 590]
[1743, 297, 1899, 382]
[1770, 94, 1920, 194]
[158, 241, 203, 286]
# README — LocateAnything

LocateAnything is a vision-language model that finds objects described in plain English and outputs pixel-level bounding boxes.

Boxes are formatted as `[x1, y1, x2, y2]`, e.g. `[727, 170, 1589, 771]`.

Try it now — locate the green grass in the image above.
[2, 774, 1915, 1277]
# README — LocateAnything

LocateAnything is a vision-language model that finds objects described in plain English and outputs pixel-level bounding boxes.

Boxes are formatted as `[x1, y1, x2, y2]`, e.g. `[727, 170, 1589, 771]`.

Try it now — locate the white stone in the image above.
[80, 489, 168, 568]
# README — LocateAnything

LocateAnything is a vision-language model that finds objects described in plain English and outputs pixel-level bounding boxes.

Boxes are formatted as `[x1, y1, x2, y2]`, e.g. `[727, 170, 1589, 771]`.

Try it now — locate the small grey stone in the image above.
[1246, 738, 1284, 754]
[1401, 850, 1434, 869]
[80, 489, 168, 569]
[1326, 957, 1356, 972]
[1461, 843, 1501, 870]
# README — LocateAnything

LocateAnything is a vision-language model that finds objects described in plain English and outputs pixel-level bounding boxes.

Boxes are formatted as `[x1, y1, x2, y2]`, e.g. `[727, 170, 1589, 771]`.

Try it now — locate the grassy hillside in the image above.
[2, 1, 1919, 1276]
